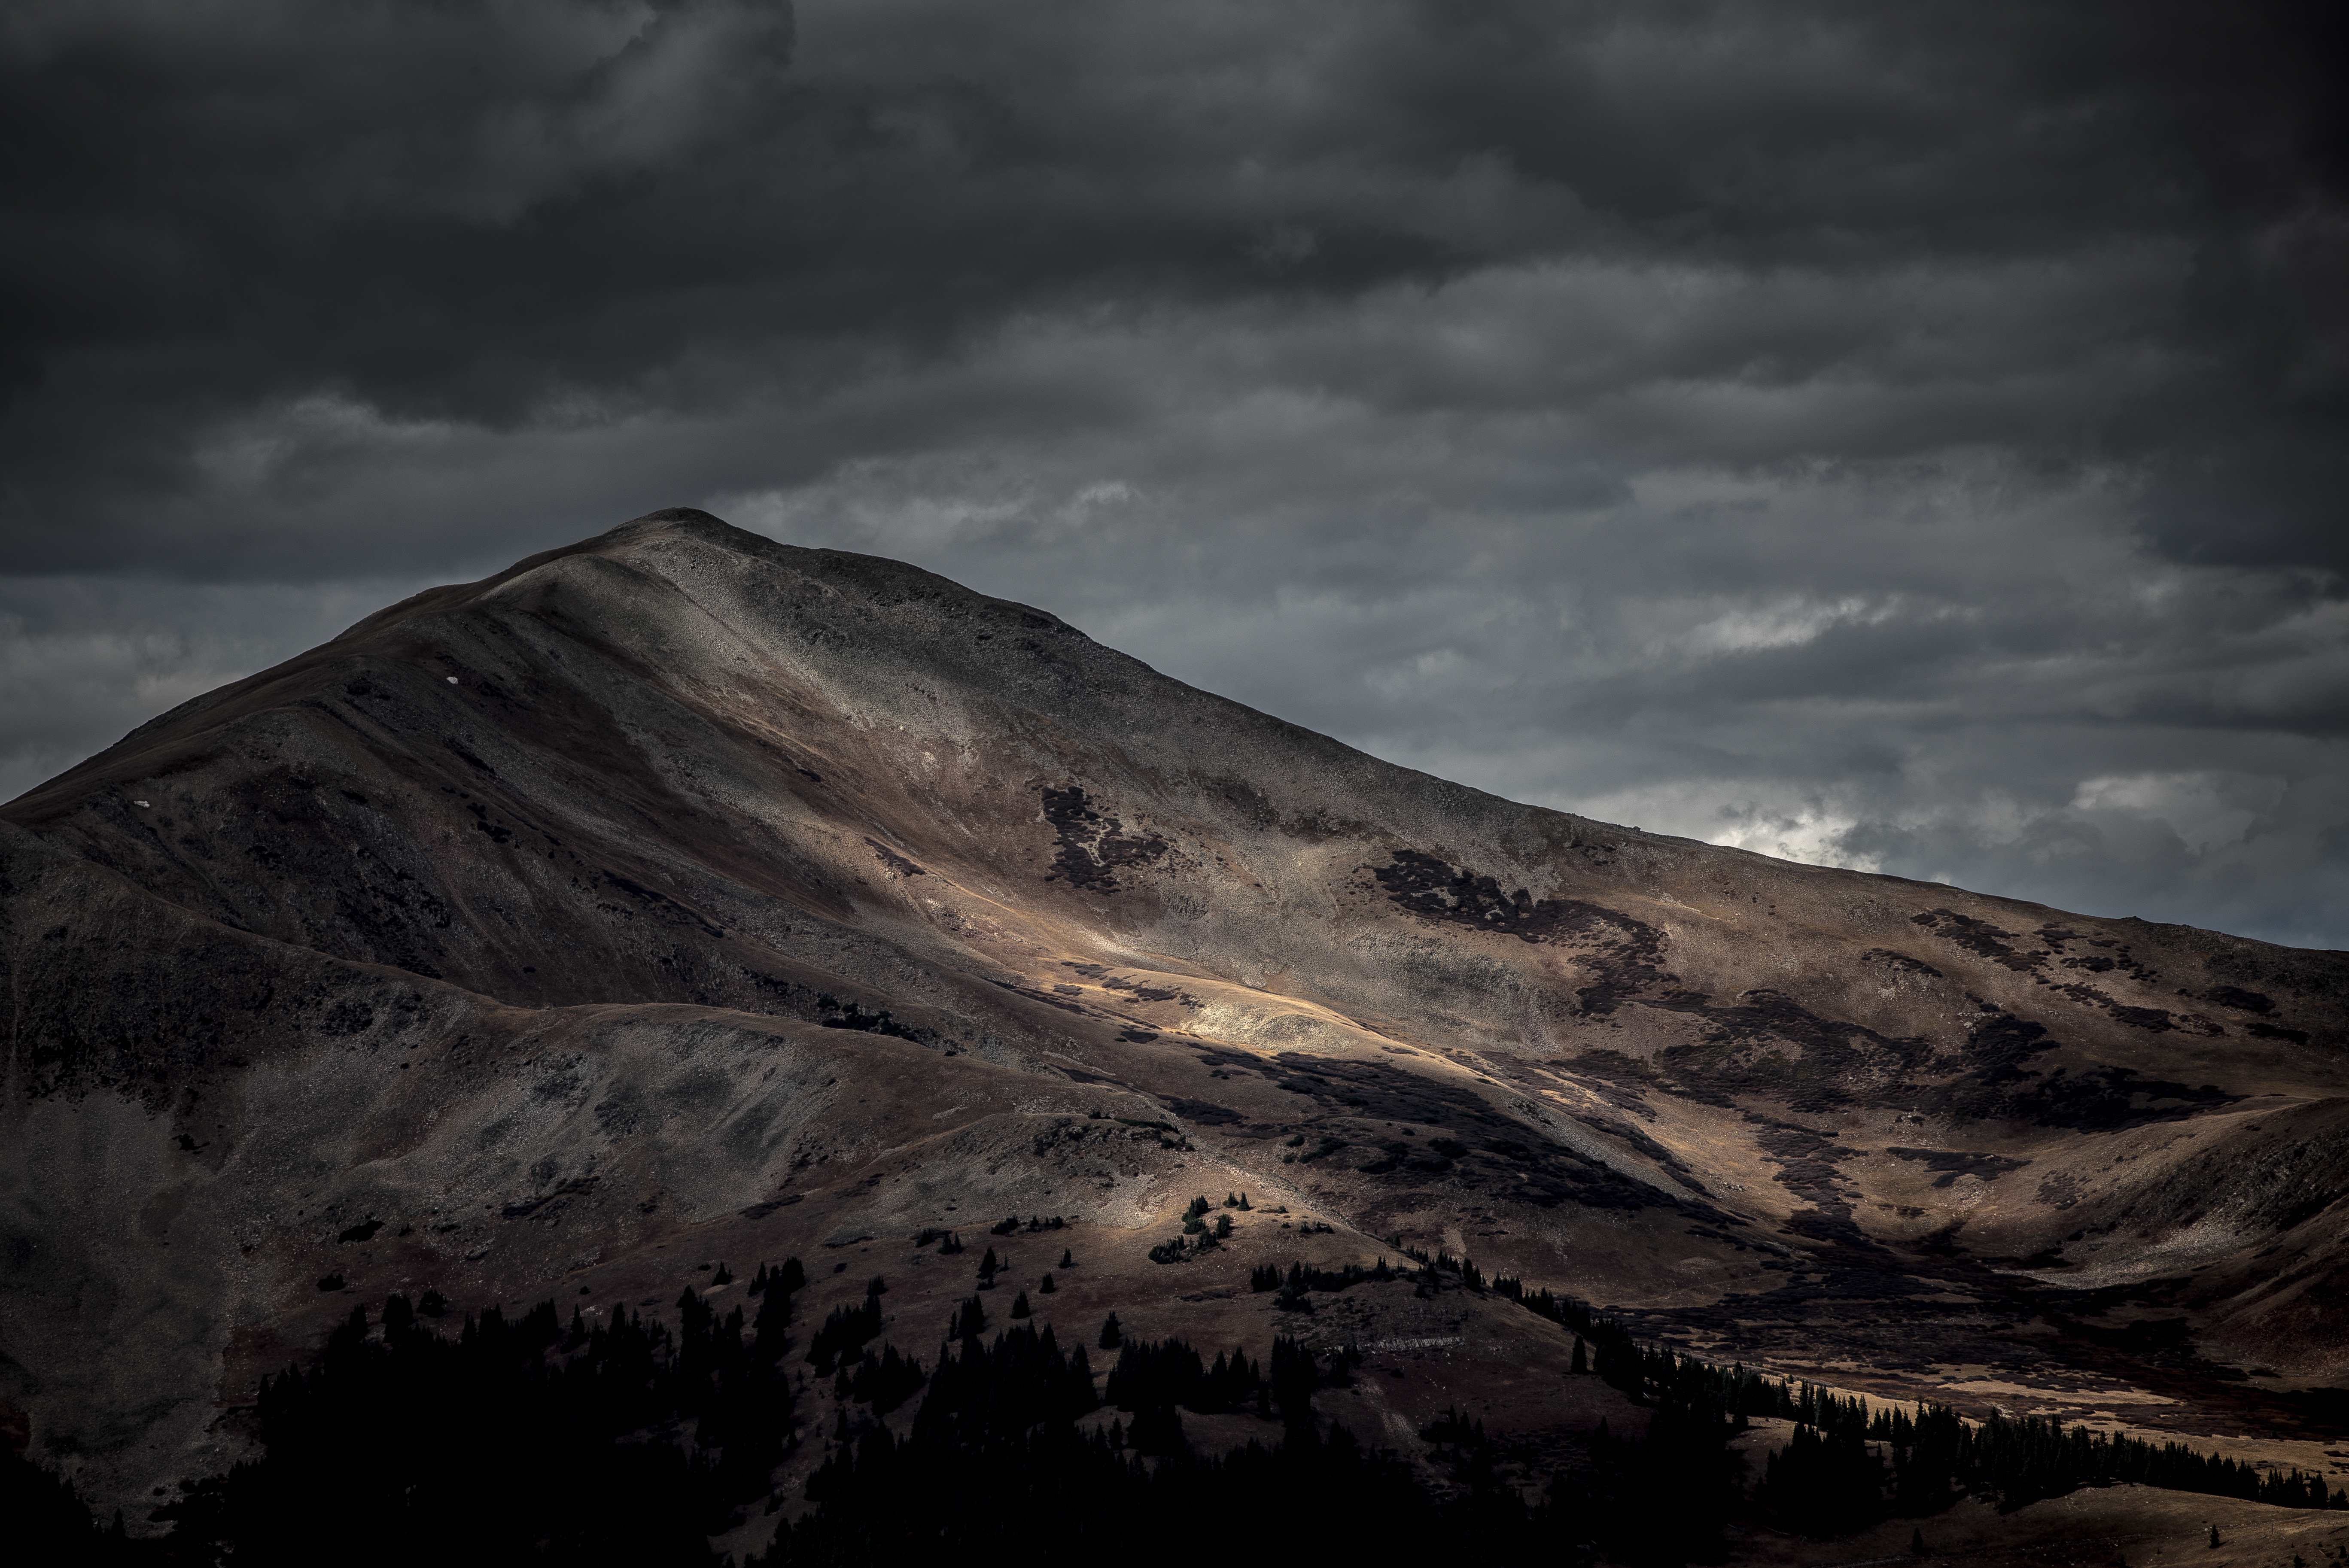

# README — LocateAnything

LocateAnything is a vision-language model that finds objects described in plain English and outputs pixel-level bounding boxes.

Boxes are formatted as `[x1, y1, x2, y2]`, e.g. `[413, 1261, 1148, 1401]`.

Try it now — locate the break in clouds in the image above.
[4, 0, 2346, 945]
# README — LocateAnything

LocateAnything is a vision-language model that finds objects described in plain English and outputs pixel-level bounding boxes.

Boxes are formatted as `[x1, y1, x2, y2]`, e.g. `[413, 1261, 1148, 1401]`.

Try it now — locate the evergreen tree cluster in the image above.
[1596, 1343, 2349, 1534]
[763, 1325, 1553, 1566]
[1491, 1271, 1619, 1337]
[775, 1408, 1528, 1564]
[1389, 1238, 1610, 1317]
[987, 1214, 1068, 1236]
[806, 1279, 888, 1375]
[40, 1238, 2342, 1565]
[814, 997, 921, 1039]
[1270, 1335, 1363, 1425]
[1914, 1403, 2344, 1518]
[1418, 1405, 1489, 1446]
[914, 1321, 1099, 1440]
[747, 1259, 806, 1295]
[1238, 1243, 1634, 1329]
[153, 1264, 811, 1565]
[1102, 1337, 1263, 1415]
[1762, 1420, 1889, 1535]
[844, 1344, 926, 1414]
[1391, 1238, 1491, 1288]
[1248, 1257, 1399, 1295]
[1141, 1198, 1241, 1259]
[1, 1445, 146, 1562]
[1123, 1401, 1188, 1456]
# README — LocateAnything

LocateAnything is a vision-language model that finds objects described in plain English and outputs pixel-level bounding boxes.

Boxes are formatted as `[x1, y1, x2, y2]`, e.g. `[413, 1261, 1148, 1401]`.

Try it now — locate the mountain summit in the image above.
[5, 509, 2346, 1519]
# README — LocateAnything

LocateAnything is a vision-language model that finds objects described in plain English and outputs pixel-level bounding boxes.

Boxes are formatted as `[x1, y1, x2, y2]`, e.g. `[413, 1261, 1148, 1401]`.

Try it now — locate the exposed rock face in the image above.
[5, 508, 2346, 1508]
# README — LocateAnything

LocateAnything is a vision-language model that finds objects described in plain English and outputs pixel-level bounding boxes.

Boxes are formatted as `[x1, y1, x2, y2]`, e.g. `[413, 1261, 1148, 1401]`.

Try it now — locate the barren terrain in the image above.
[4, 509, 2345, 1547]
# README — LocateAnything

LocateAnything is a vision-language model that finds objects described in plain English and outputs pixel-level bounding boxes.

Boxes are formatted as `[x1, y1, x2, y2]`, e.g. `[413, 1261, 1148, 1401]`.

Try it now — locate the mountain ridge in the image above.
[4, 507, 2346, 1526]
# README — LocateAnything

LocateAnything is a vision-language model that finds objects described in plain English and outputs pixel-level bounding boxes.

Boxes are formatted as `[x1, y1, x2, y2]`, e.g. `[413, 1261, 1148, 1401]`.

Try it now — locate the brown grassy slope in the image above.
[3, 507, 2346, 1520]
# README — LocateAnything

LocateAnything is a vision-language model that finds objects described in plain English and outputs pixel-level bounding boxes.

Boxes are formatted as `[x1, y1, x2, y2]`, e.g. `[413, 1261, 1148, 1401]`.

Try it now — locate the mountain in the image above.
[5, 508, 2346, 1531]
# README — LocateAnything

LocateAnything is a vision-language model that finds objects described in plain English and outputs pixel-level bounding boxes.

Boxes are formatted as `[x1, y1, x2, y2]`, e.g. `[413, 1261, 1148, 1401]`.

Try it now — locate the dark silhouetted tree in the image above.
[1128, 1404, 1184, 1456]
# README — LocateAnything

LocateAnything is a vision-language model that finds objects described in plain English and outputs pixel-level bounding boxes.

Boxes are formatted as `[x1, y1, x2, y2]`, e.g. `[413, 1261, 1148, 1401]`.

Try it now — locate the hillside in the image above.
[4, 507, 2346, 1533]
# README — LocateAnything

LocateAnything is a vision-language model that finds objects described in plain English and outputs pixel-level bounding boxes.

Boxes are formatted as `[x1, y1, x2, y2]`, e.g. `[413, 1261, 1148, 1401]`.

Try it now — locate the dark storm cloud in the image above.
[3, 0, 2346, 944]
[7, 0, 2342, 568]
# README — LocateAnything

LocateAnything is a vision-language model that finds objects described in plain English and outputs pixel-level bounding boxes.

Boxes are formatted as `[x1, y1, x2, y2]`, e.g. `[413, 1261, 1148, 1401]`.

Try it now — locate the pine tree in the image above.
[1911, 1528, 1928, 1556]
[1010, 1291, 1032, 1319]
[1571, 1336, 1588, 1375]
[1038, 1272, 1056, 1294]
[1271, 1335, 1318, 1427]
[1099, 1313, 1122, 1349]
[2211, 1527, 2222, 1549]
[1059, 1248, 1074, 1268]
[1128, 1403, 1185, 1456]
[753, 1276, 793, 1361]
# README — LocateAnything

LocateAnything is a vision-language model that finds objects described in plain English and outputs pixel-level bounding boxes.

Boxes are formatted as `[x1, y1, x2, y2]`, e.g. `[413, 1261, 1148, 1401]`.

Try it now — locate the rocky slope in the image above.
[5, 508, 2346, 1518]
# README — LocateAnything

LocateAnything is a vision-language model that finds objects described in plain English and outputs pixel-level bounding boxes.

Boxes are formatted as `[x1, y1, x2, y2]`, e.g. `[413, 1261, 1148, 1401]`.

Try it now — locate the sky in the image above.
[5, 0, 2346, 949]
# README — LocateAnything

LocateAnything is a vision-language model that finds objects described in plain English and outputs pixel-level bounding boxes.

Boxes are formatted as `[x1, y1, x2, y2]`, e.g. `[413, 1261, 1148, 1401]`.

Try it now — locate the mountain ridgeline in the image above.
[3, 509, 2346, 1555]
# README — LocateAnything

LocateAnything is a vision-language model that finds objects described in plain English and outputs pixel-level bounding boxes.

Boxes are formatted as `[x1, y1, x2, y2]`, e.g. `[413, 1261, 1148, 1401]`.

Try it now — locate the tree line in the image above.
[767, 1316, 1636, 1565]
[67, 1253, 1725, 1565]
[1312, 1240, 2346, 1536]
[142, 1260, 819, 1564]
[20, 1235, 2345, 1564]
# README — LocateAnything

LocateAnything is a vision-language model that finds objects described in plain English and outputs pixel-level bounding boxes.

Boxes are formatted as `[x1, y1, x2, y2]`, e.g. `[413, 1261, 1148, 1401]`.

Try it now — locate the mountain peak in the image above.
[3, 511, 2344, 1520]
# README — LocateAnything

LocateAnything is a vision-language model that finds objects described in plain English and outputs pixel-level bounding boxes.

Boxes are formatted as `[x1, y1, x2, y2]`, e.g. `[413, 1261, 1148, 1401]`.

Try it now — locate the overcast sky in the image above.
[5, 0, 2346, 948]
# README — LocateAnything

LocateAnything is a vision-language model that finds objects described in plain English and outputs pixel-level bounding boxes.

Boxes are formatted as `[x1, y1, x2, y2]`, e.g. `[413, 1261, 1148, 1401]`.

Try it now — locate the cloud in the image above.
[0, 576, 429, 802]
[2, 0, 2345, 944]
